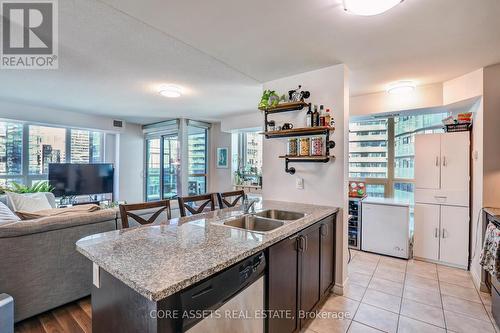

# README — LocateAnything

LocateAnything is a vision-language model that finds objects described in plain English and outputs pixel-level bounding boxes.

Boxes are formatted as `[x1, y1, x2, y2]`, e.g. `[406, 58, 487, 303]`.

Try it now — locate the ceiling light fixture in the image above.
[387, 81, 416, 94]
[159, 85, 182, 98]
[343, 0, 404, 16]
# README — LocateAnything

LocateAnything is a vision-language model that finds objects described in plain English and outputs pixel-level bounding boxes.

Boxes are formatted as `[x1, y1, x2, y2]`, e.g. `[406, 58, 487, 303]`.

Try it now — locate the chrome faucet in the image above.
[242, 195, 258, 214]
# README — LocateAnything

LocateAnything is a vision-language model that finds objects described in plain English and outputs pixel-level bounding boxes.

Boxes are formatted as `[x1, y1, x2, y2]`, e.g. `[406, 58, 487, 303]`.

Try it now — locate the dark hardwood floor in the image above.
[15, 297, 91, 333]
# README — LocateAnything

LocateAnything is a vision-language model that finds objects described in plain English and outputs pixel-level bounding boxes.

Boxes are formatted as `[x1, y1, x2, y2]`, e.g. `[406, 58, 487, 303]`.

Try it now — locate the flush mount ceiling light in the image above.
[387, 81, 416, 94]
[343, 0, 404, 16]
[159, 85, 182, 98]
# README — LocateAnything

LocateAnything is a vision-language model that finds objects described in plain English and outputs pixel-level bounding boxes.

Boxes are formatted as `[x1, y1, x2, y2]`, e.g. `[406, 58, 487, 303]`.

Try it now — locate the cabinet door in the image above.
[440, 205, 469, 268]
[267, 236, 299, 333]
[300, 224, 321, 321]
[440, 132, 470, 192]
[320, 216, 335, 296]
[415, 134, 441, 190]
[414, 204, 440, 261]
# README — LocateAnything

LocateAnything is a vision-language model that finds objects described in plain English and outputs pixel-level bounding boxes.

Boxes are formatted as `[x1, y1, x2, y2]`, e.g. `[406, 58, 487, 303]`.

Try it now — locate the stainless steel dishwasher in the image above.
[180, 252, 265, 333]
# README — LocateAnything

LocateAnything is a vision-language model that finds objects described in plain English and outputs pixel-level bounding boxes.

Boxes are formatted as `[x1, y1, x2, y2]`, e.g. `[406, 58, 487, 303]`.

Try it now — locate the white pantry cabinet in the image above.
[414, 132, 470, 269]
[414, 204, 469, 268]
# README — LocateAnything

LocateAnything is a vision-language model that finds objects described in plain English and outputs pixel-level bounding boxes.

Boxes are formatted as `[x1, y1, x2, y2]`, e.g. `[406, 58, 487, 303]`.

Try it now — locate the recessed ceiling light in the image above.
[159, 85, 182, 98]
[343, 0, 404, 16]
[387, 81, 416, 94]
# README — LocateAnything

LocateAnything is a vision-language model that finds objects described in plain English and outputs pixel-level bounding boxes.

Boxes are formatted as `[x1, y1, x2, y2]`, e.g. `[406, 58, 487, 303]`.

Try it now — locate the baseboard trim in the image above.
[471, 268, 488, 292]
[333, 277, 348, 296]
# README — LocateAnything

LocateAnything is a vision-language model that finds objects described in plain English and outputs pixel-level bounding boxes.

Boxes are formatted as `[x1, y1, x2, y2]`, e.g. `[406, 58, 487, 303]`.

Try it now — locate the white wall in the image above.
[220, 112, 263, 133]
[261, 64, 349, 293]
[208, 122, 233, 193]
[115, 123, 144, 203]
[351, 83, 443, 116]
[443, 69, 484, 289]
[0, 100, 144, 203]
[482, 64, 500, 208]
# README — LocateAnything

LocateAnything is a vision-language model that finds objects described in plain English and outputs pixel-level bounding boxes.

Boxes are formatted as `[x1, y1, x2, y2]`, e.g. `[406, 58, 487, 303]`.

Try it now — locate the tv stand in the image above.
[73, 200, 101, 206]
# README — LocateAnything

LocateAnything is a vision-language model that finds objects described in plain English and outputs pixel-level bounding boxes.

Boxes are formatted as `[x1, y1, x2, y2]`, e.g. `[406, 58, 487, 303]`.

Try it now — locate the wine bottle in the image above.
[319, 105, 325, 126]
[306, 104, 312, 127]
[313, 105, 319, 127]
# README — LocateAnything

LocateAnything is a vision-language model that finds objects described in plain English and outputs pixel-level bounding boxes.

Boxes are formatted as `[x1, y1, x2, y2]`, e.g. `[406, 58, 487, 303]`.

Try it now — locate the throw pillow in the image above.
[0, 201, 20, 223]
[5, 192, 52, 213]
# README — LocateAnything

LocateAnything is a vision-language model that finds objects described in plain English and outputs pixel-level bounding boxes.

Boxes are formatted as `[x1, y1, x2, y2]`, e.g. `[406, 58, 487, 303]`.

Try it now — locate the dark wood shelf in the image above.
[261, 126, 334, 138]
[279, 155, 332, 161]
[259, 101, 309, 114]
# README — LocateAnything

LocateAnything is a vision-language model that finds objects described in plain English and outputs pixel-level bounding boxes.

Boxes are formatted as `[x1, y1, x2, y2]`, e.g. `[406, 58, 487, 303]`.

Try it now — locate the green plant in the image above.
[0, 180, 55, 194]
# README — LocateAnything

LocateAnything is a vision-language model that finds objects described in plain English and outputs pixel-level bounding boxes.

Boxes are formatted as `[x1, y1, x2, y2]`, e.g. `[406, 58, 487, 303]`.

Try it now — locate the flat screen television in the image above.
[49, 163, 114, 197]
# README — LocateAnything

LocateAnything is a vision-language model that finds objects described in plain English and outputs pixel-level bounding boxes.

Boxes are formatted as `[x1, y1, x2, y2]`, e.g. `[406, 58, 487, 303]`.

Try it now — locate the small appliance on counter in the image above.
[361, 197, 411, 259]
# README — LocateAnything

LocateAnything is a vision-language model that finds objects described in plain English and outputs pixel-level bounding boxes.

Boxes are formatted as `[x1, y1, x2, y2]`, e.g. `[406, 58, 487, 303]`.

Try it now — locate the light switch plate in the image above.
[296, 177, 304, 189]
[93, 263, 100, 288]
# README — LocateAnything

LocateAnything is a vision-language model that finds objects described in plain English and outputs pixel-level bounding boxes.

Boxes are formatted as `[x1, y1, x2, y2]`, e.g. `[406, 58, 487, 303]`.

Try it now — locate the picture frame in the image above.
[216, 147, 228, 168]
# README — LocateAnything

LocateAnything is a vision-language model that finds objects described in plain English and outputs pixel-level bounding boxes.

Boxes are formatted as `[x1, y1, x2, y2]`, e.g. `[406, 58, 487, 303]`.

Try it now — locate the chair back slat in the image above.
[217, 190, 245, 208]
[119, 200, 171, 229]
[178, 193, 216, 217]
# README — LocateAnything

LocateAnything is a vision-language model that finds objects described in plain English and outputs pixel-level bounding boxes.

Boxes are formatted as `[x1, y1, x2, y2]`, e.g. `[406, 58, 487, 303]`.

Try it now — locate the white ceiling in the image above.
[1, 0, 500, 124]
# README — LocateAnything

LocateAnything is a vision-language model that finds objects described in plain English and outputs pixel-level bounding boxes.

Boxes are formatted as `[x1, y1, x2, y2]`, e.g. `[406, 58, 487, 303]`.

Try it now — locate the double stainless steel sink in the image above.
[219, 209, 305, 234]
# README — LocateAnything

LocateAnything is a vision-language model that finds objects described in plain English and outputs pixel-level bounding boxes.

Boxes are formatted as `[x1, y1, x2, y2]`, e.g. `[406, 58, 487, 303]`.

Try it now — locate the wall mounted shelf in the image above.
[261, 126, 334, 139]
[259, 101, 309, 114]
[278, 155, 333, 175]
[259, 99, 336, 174]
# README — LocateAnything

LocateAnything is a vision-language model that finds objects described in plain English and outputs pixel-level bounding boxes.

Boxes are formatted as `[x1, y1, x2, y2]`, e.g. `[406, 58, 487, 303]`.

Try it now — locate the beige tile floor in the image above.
[303, 250, 499, 333]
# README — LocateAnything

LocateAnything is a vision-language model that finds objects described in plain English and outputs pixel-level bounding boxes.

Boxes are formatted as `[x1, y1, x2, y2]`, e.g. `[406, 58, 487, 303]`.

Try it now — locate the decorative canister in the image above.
[311, 136, 323, 156]
[287, 138, 298, 156]
[299, 137, 310, 156]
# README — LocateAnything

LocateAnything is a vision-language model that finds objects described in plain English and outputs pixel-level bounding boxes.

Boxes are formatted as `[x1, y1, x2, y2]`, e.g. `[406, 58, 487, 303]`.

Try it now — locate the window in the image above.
[0, 121, 106, 187]
[349, 119, 388, 179]
[0, 122, 23, 178]
[188, 126, 208, 195]
[145, 138, 161, 201]
[349, 113, 449, 200]
[233, 131, 263, 186]
[29, 125, 66, 175]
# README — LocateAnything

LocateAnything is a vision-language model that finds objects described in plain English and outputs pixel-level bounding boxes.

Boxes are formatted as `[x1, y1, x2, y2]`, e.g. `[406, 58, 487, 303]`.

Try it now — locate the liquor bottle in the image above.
[306, 104, 312, 127]
[319, 105, 325, 126]
[324, 108, 331, 128]
[313, 105, 319, 127]
[329, 108, 335, 129]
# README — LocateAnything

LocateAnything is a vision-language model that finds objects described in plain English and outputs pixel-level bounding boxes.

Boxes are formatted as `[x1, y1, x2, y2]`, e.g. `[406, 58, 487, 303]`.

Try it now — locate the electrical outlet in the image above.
[296, 177, 304, 189]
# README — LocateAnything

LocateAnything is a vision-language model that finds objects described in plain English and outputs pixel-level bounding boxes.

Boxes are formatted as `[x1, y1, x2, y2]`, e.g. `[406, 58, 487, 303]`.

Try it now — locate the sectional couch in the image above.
[0, 193, 117, 322]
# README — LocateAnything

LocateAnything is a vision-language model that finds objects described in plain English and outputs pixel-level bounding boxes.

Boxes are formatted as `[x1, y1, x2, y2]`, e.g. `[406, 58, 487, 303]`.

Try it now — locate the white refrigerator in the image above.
[361, 198, 411, 259]
[414, 132, 470, 269]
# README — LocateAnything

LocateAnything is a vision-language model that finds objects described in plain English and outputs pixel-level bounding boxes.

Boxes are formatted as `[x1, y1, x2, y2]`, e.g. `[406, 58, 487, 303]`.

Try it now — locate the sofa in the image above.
[0, 193, 118, 322]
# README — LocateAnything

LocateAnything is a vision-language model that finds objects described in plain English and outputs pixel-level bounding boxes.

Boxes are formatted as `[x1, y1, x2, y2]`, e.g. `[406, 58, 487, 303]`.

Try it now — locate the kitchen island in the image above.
[76, 200, 339, 333]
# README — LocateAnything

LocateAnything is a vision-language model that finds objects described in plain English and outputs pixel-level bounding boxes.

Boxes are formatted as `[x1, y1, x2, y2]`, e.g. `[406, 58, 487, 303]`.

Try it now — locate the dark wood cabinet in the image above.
[267, 213, 336, 333]
[299, 223, 321, 321]
[267, 234, 299, 333]
[320, 216, 335, 295]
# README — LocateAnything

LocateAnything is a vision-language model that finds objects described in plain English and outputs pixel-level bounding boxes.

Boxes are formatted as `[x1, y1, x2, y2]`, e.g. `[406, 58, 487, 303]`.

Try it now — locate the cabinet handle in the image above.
[435, 156, 439, 166]
[297, 236, 305, 252]
[442, 228, 446, 239]
[434, 228, 438, 238]
[442, 156, 447, 167]
[304, 235, 308, 252]
[320, 224, 328, 237]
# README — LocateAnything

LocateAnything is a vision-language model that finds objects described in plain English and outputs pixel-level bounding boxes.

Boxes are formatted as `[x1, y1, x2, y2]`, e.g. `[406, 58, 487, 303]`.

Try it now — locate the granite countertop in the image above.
[76, 200, 339, 301]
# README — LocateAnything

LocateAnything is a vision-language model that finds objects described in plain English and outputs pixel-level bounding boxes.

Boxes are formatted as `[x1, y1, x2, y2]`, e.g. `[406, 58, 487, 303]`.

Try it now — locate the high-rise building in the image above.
[349, 120, 388, 179]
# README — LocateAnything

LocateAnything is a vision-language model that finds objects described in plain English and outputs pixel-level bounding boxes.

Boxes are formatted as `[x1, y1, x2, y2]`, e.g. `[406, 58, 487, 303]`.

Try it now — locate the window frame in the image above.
[0, 120, 106, 186]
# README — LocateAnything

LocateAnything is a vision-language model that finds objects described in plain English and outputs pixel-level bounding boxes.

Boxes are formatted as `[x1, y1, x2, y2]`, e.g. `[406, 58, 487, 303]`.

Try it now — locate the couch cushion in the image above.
[0, 209, 117, 238]
[0, 202, 20, 225]
[0, 192, 56, 210]
[16, 204, 101, 220]
[6, 192, 52, 213]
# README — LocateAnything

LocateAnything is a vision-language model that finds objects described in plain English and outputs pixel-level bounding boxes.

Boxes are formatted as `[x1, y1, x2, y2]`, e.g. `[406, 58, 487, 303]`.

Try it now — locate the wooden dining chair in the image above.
[177, 193, 217, 217]
[217, 190, 245, 209]
[119, 200, 171, 229]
